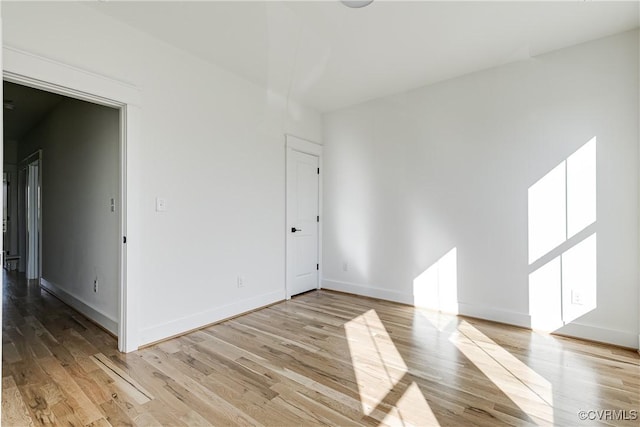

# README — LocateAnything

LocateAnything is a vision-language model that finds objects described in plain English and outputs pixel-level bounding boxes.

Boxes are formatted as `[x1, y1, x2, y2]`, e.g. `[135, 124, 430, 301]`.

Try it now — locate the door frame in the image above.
[4, 163, 18, 264]
[2, 46, 142, 352]
[21, 150, 42, 281]
[285, 134, 323, 300]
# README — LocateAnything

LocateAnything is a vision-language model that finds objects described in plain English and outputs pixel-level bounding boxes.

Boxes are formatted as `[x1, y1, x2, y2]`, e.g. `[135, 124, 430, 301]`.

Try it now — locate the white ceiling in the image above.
[88, 1, 639, 112]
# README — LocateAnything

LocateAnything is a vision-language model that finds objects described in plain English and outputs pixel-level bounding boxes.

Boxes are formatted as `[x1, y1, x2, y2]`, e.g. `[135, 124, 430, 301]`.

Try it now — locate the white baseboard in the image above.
[322, 278, 638, 350]
[457, 302, 532, 329]
[322, 279, 414, 305]
[322, 279, 530, 326]
[138, 290, 285, 346]
[40, 278, 118, 335]
[554, 322, 639, 349]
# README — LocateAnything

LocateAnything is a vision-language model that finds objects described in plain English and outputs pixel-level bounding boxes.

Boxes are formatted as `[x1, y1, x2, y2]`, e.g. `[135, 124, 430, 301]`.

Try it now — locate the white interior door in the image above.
[286, 148, 320, 297]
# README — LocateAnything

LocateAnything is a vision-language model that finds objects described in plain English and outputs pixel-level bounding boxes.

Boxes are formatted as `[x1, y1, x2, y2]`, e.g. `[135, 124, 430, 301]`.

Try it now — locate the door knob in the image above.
[291, 227, 302, 233]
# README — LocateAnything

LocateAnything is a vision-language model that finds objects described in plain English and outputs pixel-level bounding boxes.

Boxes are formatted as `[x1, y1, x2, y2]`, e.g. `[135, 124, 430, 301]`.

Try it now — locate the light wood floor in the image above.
[2, 271, 639, 426]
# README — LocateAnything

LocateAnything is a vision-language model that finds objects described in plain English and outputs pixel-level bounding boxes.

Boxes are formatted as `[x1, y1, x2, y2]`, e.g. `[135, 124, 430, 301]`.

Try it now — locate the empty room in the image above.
[1, 1, 639, 426]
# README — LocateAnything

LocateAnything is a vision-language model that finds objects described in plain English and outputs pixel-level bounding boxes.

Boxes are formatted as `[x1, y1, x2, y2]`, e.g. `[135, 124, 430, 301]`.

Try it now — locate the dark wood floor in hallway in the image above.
[2, 271, 639, 426]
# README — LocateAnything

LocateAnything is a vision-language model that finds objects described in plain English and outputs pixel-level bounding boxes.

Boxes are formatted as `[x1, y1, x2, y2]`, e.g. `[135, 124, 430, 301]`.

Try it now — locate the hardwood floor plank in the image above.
[2, 271, 638, 426]
[2, 341, 22, 364]
[91, 353, 154, 404]
[100, 398, 137, 427]
[102, 355, 198, 424]
[37, 356, 104, 425]
[137, 399, 186, 427]
[270, 381, 364, 426]
[86, 418, 114, 427]
[50, 398, 86, 426]
[17, 384, 58, 425]
[1, 383, 34, 427]
[139, 348, 265, 425]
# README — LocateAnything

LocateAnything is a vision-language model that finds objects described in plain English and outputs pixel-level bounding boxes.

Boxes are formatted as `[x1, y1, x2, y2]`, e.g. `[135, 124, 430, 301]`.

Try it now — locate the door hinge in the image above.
[316, 264, 319, 270]
[317, 215, 319, 222]
[317, 167, 320, 174]
[123, 236, 127, 244]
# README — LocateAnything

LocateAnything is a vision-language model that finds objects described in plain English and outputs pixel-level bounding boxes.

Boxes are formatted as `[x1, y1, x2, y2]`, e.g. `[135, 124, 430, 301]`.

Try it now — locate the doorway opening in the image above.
[3, 80, 121, 341]
[3, 47, 141, 352]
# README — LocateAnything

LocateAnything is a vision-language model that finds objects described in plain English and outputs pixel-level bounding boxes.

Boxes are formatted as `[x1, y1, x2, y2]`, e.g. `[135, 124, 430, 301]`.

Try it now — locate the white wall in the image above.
[2, 2, 322, 346]
[323, 30, 639, 348]
[19, 99, 120, 333]
[3, 140, 18, 259]
[3, 140, 19, 259]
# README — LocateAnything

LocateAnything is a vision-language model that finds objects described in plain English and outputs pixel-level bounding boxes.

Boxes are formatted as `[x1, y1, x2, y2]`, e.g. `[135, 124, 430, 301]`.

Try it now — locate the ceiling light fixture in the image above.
[341, 0, 374, 8]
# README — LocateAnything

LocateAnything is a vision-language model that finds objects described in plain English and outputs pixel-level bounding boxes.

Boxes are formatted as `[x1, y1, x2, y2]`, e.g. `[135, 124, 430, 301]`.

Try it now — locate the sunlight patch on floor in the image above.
[451, 320, 554, 424]
[345, 309, 408, 415]
[345, 309, 441, 425]
[380, 382, 440, 427]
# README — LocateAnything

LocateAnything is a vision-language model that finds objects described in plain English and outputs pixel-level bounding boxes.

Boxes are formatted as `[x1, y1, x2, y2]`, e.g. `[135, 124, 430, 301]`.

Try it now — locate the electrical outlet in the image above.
[94, 278, 98, 293]
[342, 262, 348, 272]
[571, 289, 583, 305]
[237, 276, 244, 288]
[156, 197, 167, 212]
